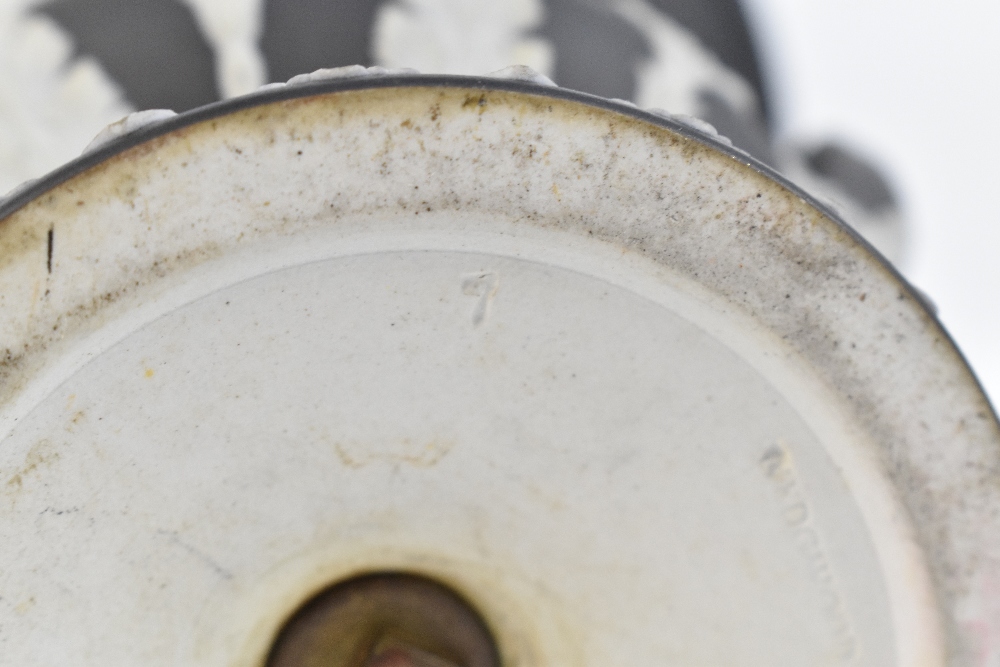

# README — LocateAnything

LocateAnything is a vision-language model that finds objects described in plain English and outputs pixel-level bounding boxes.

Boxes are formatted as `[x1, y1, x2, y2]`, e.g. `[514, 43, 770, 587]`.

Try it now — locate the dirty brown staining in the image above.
[4, 439, 59, 495]
[0, 217, 48, 276]
[461, 95, 488, 113]
[333, 438, 454, 469]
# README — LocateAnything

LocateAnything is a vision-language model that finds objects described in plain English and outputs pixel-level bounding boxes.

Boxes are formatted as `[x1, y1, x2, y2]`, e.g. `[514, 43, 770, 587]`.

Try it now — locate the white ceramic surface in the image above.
[0, 79, 996, 666]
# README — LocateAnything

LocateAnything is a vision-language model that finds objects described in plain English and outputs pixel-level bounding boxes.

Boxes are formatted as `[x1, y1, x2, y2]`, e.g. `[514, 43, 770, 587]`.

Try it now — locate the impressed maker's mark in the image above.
[461, 271, 499, 326]
[760, 443, 858, 661]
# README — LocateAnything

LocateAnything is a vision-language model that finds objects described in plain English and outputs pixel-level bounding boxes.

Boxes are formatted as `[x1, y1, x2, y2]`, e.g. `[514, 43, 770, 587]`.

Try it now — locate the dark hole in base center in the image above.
[266, 572, 500, 667]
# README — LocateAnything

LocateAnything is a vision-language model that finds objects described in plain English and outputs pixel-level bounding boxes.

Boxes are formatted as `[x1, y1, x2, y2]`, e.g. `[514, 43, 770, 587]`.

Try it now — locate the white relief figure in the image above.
[181, 0, 267, 98]
[613, 0, 756, 121]
[0, 0, 266, 196]
[0, 0, 130, 194]
[611, 0, 905, 267]
[0, 0, 906, 267]
[372, 0, 553, 78]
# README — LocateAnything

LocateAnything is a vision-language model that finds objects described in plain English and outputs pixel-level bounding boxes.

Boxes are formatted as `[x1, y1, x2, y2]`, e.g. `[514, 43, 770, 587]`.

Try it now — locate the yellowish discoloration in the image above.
[14, 597, 35, 615]
[4, 439, 58, 494]
[525, 482, 566, 513]
[67, 410, 85, 428]
[334, 439, 454, 469]
[0, 214, 48, 275]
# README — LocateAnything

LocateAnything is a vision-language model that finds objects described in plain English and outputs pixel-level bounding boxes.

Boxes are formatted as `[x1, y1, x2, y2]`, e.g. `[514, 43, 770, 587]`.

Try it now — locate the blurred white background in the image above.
[743, 0, 1000, 405]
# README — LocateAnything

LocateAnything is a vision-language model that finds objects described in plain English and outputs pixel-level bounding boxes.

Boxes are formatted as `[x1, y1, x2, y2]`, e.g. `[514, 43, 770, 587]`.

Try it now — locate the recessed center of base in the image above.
[266, 573, 500, 667]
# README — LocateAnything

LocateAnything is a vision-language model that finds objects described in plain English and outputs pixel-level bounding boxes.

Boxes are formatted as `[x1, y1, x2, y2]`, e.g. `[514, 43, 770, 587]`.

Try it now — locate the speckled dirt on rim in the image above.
[0, 81, 997, 665]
